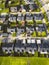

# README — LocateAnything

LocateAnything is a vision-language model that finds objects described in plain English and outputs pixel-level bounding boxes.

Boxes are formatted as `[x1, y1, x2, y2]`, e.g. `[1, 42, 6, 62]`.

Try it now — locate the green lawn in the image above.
[1, 8, 9, 13]
[26, 20, 34, 25]
[0, 57, 49, 65]
[36, 20, 42, 24]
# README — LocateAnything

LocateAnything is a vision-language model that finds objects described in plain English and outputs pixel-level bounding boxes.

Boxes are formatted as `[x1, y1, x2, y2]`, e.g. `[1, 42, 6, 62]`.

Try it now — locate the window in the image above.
[17, 49, 20, 52]
[42, 50, 45, 52]
[47, 50, 49, 52]
[5, 49, 7, 52]
[29, 49, 32, 52]
[22, 49, 24, 52]
[9, 49, 12, 52]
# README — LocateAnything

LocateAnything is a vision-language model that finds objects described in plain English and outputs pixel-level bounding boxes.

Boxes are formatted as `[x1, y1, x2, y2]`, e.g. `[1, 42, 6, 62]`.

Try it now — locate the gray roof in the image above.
[2, 43, 14, 48]
[33, 13, 43, 20]
[26, 43, 37, 49]
[39, 39, 49, 49]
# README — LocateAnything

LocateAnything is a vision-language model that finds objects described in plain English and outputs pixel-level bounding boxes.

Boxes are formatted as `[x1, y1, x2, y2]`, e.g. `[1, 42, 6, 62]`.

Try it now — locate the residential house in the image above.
[38, 39, 49, 54]
[7, 27, 16, 34]
[36, 24, 46, 36]
[8, 14, 16, 23]
[2, 43, 14, 54]
[0, 14, 6, 23]
[17, 13, 25, 26]
[14, 39, 25, 53]
[10, 7, 17, 12]
[33, 13, 43, 20]
[17, 27, 25, 37]
[26, 38, 37, 54]
[26, 26, 35, 37]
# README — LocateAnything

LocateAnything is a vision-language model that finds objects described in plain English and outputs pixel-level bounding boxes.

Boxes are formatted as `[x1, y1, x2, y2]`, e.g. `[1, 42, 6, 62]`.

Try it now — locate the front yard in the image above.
[0, 57, 49, 65]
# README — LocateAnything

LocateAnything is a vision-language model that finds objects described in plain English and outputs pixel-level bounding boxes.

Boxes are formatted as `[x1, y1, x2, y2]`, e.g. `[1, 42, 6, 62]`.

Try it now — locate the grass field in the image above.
[0, 57, 49, 65]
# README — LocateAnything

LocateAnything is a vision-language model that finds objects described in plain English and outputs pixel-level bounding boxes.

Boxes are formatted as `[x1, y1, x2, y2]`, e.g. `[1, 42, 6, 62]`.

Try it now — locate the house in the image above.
[33, 13, 43, 20]
[17, 27, 25, 36]
[2, 33, 14, 43]
[26, 12, 33, 21]
[14, 39, 25, 53]
[0, 14, 6, 23]
[17, 13, 24, 21]
[7, 27, 16, 37]
[2, 43, 14, 54]
[26, 26, 35, 37]
[2, 36, 14, 43]
[36, 24, 46, 32]
[14, 38, 37, 54]
[7, 27, 16, 34]
[10, 5, 22, 12]
[2, 37, 8, 43]
[8, 14, 16, 22]
[10, 5, 25, 12]
[36, 24, 47, 37]
[2, 33, 9, 37]
[38, 39, 49, 54]
[26, 38, 37, 54]
[29, 4, 38, 11]
[10, 7, 17, 12]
